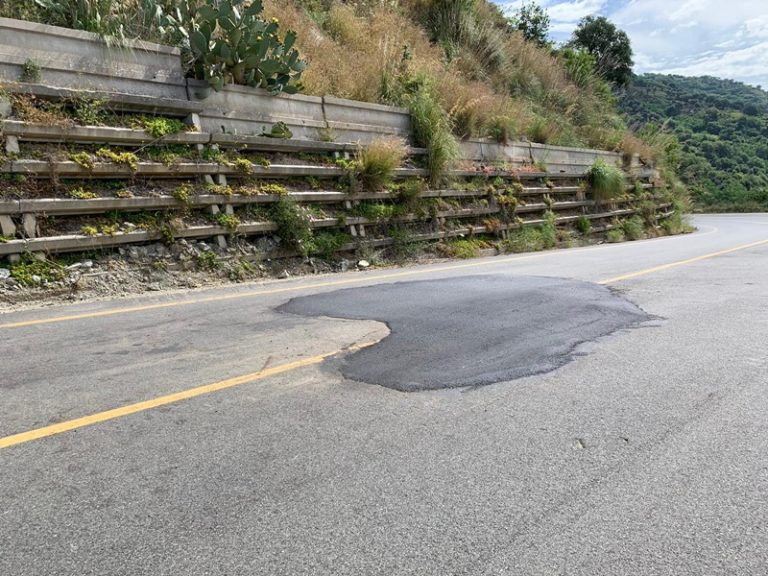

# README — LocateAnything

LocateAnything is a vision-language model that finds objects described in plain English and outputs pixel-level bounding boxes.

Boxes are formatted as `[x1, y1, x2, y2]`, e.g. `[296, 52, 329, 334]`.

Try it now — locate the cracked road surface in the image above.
[1, 214, 768, 575]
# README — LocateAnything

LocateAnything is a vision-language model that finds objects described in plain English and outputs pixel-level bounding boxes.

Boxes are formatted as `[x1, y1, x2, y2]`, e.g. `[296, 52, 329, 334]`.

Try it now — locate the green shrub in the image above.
[263, 121, 293, 139]
[488, 116, 516, 144]
[270, 195, 315, 256]
[661, 210, 694, 235]
[505, 227, 546, 253]
[259, 182, 288, 195]
[587, 158, 625, 202]
[540, 210, 557, 248]
[606, 228, 625, 243]
[622, 215, 645, 240]
[21, 59, 42, 83]
[196, 250, 219, 270]
[446, 238, 484, 259]
[233, 157, 254, 174]
[214, 212, 241, 232]
[96, 148, 139, 171]
[576, 215, 592, 235]
[388, 226, 422, 261]
[70, 152, 95, 171]
[9, 257, 65, 286]
[32, 0, 127, 38]
[352, 202, 399, 222]
[312, 231, 350, 260]
[142, 117, 186, 138]
[356, 137, 407, 191]
[172, 183, 194, 204]
[68, 187, 98, 199]
[71, 96, 107, 126]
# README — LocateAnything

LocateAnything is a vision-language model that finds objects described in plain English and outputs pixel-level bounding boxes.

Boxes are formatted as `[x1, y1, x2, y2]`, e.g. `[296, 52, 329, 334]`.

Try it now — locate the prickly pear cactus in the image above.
[167, 0, 306, 95]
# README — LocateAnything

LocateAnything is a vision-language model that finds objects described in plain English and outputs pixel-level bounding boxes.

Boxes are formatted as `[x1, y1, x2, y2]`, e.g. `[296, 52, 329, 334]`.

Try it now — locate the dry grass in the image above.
[264, 1, 444, 101]
[265, 0, 631, 149]
[356, 137, 409, 191]
[621, 133, 658, 165]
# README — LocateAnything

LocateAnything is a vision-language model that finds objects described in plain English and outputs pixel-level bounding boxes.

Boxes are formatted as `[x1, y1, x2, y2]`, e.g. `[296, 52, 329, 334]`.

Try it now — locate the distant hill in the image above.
[620, 74, 768, 211]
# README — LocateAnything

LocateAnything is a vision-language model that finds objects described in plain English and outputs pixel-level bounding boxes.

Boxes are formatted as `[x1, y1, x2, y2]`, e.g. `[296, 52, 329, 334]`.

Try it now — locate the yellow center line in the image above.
[598, 238, 768, 284]
[0, 342, 374, 451]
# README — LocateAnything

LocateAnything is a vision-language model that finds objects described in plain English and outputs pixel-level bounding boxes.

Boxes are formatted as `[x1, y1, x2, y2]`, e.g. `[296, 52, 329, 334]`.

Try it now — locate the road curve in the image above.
[2, 213, 768, 575]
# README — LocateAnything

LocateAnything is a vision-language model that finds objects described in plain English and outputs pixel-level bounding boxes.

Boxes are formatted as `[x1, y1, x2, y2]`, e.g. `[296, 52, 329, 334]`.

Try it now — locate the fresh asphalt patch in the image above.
[278, 275, 652, 391]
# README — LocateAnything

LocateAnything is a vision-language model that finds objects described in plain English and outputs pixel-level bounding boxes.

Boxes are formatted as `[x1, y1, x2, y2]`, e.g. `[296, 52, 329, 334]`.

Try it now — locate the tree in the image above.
[508, 2, 550, 47]
[569, 16, 633, 87]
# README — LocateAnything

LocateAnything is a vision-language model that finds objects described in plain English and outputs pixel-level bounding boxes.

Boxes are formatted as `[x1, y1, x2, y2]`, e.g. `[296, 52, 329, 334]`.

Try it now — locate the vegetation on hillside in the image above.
[621, 74, 768, 212]
[264, 0, 631, 151]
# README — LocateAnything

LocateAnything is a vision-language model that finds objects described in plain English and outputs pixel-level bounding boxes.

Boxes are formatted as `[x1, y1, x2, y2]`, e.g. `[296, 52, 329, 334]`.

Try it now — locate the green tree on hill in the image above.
[508, 2, 550, 47]
[569, 16, 633, 87]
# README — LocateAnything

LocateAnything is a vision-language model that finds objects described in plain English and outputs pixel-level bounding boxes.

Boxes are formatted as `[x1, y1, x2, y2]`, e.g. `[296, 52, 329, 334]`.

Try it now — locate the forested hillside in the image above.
[621, 74, 768, 211]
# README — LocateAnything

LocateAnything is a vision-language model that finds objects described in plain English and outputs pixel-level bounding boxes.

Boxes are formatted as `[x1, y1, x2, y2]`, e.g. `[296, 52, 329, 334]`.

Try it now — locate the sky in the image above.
[495, 0, 768, 89]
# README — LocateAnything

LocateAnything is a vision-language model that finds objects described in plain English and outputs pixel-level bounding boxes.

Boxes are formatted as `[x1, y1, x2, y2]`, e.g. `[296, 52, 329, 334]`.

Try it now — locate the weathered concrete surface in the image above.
[279, 275, 652, 391]
[0, 17, 185, 99]
[189, 81, 328, 141]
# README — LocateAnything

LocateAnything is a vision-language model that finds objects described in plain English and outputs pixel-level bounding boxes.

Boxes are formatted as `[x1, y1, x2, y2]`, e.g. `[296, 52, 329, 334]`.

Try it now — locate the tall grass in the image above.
[407, 83, 460, 186]
[356, 137, 408, 191]
[587, 159, 626, 202]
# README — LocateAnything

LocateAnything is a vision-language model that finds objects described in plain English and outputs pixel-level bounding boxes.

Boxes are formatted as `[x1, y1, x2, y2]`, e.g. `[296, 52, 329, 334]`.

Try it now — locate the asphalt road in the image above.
[2, 213, 768, 575]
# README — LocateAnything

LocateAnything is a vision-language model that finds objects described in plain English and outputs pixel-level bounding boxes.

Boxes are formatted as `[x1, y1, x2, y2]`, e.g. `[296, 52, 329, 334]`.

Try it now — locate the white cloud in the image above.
[745, 15, 768, 38]
[660, 41, 768, 86]
[610, 0, 768, 87]
[546, 0, 606, 22]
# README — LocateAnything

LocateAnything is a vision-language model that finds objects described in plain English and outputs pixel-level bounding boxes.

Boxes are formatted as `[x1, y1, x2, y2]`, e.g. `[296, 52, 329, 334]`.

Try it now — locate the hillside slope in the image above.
[263, 0, 630, 151]
[620, 74, 768, 211]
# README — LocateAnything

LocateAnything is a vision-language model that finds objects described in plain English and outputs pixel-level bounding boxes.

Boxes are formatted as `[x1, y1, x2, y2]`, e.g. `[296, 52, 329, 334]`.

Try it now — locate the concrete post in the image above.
[0, 215, 16, 237]
[22, 213, 37, 238]
[5, 135, 20, 156]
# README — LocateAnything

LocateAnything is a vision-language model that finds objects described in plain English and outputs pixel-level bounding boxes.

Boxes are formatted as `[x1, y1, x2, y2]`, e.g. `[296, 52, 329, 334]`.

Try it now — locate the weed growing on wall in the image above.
[270, 195, 315, 256]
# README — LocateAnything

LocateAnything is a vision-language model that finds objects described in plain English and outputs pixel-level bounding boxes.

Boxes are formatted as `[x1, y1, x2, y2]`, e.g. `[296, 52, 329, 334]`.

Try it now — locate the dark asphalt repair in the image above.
[278, 275, 652, 392]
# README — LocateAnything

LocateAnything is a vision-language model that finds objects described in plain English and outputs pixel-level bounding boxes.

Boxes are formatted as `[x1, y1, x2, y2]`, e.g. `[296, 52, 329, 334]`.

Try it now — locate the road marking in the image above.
[599, 238, 768, 284]
[0, 228, 720, 330]
[0, 342, 374, 451]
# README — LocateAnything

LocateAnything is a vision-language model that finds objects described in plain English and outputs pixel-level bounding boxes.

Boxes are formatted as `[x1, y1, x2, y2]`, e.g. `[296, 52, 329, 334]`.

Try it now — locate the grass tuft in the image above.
[587, 158, 625, 202]
[356, 137, 408, 191]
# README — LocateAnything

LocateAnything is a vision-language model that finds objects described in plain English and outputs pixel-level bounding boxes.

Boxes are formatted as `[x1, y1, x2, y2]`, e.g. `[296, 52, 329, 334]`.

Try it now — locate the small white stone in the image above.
[357, 260, 370, 269]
